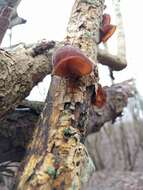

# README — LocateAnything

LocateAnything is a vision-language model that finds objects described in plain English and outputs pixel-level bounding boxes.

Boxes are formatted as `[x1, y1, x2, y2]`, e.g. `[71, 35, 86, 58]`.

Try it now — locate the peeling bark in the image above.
[15, 0, 105, 189]
[0, 80, 134, 158]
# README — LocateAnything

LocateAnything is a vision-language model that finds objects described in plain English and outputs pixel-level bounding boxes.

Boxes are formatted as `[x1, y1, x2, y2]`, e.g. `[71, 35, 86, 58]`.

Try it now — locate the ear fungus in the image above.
[102, 13, 111, 26]
[98, 13, 116, 44]
[91, 84, 106, 108]
[52, 45, 93, 78]
[100, 25, 116, 43]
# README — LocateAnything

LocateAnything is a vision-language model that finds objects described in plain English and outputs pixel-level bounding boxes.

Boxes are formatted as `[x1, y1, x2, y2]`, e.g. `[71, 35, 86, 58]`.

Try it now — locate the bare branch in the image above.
[97, 48, 127, 70]
[0, 41, 56, 119]
[0, 6, 12, 44]
[0, 0, 26, 45]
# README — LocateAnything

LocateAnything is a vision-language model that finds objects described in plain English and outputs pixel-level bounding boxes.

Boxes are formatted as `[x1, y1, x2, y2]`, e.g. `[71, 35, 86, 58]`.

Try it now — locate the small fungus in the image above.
[98, 13, 116, 44]
[101, 25, 116, 43]
[52, 45, 93, 78]
[102, 13, 111, 26]
[92, 84, 106, 108]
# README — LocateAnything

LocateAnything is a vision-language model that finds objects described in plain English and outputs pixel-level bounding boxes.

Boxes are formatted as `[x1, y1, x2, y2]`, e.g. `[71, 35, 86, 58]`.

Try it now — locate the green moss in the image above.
[84, 31, 91, 38]
[63, 128, 76, 139]
[46, 166, 56, 178]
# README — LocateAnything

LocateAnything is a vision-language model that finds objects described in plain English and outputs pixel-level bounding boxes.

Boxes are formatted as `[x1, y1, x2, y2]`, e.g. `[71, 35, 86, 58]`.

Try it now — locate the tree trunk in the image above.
[15, 0, 105, 189]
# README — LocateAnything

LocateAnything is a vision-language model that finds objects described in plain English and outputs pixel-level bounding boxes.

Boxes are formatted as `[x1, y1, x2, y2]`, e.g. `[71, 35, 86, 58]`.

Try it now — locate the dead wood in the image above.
[15, 0, 105, 189]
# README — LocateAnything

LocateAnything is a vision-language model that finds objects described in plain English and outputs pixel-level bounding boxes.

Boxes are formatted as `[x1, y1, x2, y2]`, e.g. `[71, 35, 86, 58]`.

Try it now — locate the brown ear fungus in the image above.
[52, 45, 93, 78]
[101, 25, 116, 43]
[102, 13, 111, 26]
[92, 84, 106, 108]
[98, 13, 116, 44]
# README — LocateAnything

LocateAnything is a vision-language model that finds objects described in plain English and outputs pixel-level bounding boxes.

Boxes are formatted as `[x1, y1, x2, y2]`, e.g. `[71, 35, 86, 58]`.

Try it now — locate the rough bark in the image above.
[0, 88, 139, 190]
[0, 41, 55, 120]
[0, 79, 134, 160]
[0, 1, 127, 119]
[15, 0, 105, 189]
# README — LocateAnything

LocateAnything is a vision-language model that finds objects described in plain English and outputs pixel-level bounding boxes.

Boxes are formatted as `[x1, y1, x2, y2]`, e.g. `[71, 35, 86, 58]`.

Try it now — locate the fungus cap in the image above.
[92, 84, 106, 108]
[101, 25, 116, 43]
[52, 45, 93, 78]
[102, 13, 111, 26]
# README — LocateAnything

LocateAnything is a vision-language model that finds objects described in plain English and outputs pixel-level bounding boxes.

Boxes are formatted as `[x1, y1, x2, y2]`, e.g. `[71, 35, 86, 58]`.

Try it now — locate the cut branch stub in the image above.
[52, 45, 93, 78]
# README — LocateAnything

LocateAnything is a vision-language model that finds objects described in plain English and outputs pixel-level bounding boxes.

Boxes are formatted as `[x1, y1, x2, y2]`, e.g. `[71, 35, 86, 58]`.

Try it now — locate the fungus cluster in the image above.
[99, 13, 116, 43]
[52, 45, 106, 108]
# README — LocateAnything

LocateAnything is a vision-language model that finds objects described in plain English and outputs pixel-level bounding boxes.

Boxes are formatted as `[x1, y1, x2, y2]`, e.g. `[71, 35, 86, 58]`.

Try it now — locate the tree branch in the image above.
[0, 6, 13, 45]
[0, 0, 26, 45]
[0, 40, 56, 119]
[88, 79, 134, 134]
[97, 48, 127, 70]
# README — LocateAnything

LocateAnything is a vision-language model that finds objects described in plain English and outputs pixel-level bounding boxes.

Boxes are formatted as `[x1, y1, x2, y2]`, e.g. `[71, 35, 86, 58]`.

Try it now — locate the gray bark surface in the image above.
[0, 41, 55, 119]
